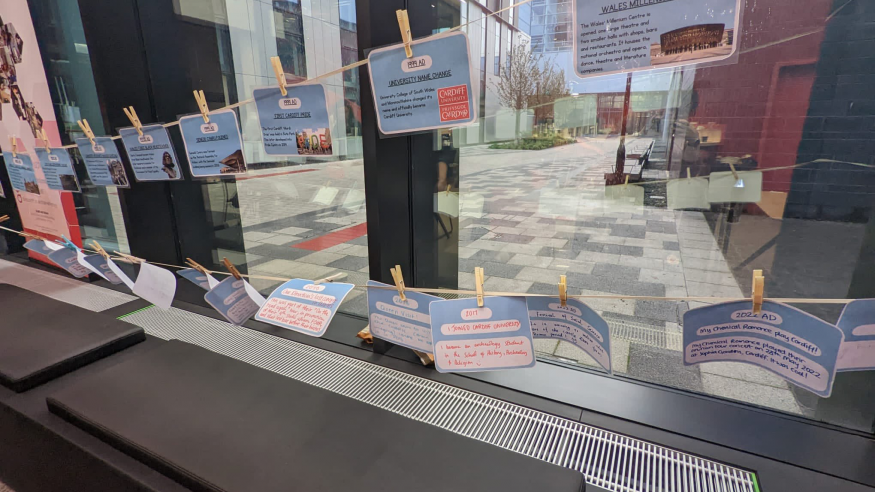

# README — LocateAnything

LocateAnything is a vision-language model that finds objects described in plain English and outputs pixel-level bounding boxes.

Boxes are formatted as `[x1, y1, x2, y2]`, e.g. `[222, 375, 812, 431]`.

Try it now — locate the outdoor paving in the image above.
[224, 137, 803, 417]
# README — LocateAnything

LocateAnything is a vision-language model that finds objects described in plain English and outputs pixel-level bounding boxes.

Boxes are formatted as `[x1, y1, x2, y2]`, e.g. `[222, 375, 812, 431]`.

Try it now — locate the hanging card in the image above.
[204, 276, 261, 325]
[253, 84, 333, 156]
[47, 248, 89, 278]
[667, 177, 709, 210]
[2, 151, 39, 194]
[119, 125, 183, 181]
[708, 171, 762, 203]
[527, 297, 612, 373]
[132, 263, 177, 310]
[178, 268, 221, 290]
[77, 252, 123, 284]
[255, 279, 355, 337]
[74, 137, 130, 187]
[106, 258, 136, 290]
[179, 109, 246, 177]
[367, 280, 440, 353]
[35, 148, 80, 192]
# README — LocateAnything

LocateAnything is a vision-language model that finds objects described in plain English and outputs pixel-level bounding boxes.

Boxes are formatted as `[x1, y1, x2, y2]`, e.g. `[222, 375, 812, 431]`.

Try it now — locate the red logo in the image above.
[438, 84, 470, 122]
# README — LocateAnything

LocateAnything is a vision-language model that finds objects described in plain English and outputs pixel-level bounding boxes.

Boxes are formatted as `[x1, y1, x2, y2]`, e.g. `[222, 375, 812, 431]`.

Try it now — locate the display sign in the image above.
[253, 85, 333, 156]
[255, 279, 355, 337]
[367, 280, 440, 353]
[367, 31, 477, 135]
[132, 263, 177, 310]
[74, 137, 131, 187]
[666, 176, 709, 210]
[836, 299, 875, 372]
[47, 247, 89, 278]
[177, 268, 220, 290]
[429, 296, 536, 373]
[708, 171, 762, 203]
[118, 125, 183, 181]
[34, 148, 79, 192]
[572, 0, 740, 78]
[179, 110, 246, 177]
[2, 151, 38, 194]
[683, 301, 844, 397]
[527, 297, 612, 373]
[204, 276, 261, 325]
[76, 251, 123, 284]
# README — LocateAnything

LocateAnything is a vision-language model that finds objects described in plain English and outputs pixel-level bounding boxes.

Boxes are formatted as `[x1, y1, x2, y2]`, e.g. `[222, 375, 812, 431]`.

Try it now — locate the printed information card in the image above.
[253, 85, 333, 156]
[47, 248, 89, 278]
[836, 299, 875, 372]
[2, 151, 39, 194]
[683, 301, 844, 397]
[367, 281, 440, 353]
[573, 0, 740, 78]
[177, 268, 220, 291]
[119, 125, 183, 181]
[527, 297, 612, 373]
[204, 277, 262, 325]
[76, 251, 123, 285]
[179, 110, 247, 177]
[255, 279, 355, 337]
[35, 148, 80, 192]
[429, 296, 536, 373]
[74, 137, 130, 187]
[23, 239, 61, 260]
[367, 31, 477, 135]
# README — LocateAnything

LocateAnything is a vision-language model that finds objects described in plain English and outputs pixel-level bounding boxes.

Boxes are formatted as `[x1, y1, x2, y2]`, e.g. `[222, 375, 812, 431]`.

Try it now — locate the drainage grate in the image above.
[121, 305, 757, 492]
[0, 259, 135, 311]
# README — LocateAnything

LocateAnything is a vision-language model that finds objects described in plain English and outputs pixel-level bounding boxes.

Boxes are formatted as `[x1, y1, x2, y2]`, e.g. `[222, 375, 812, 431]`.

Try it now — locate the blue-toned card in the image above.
[119, 125, 183, 181]
[836, 299, 875, 372]
[429, 296, 536, 373]
[47, 248, 90, 278]
[23, 239, 59, 257]
[77, 253, 123, 284]
[367, 280, 440, 353]
[74, 137, 130, 187]
[204, 276, 261, 325]
[178, 268, 220, 291]
[367, 31, 477, 135]
[2, 151, 39, 194]
[35, 148, 80, 192]
[527, 297, 612, 373]
[683, 301, 844, 397]
[253, 85, 333, 156]
[179, 109, 246, 177]
[255, 278, 355, 337]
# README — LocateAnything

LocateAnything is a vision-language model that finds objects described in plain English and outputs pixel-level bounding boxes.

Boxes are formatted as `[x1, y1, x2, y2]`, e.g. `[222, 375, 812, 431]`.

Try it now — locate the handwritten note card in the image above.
[429, 296, 536, 373]
[367, 281, 440, 353]
[74, 137, 130, 187]
[177, 268, 220, 291]
[47, 248, 89, 278]
[683, 301, 844, 397]
[204, 277, 261, 325]
[255, 279, 354, 337]
[527, 297, 612, 373]
[132, 263, 177, 310]
[836, 299, 875, 372]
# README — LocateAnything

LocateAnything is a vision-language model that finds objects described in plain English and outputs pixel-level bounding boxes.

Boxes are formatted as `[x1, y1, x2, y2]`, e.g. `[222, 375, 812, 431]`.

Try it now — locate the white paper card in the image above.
[244, 280, 266, 308]
[667, 177, 710, 210]
[133, 263, 177, 310]
[708, 171, 763, 203]
[106, 258, 136, 290]
[43, 240, 64, 251]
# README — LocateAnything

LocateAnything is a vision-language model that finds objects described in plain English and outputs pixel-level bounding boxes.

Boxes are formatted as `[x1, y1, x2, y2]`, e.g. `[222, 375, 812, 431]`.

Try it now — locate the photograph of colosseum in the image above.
[650, 25, 734, 66]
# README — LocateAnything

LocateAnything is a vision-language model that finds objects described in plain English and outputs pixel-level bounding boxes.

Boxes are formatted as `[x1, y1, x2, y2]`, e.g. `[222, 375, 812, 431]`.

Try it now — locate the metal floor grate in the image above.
[122, 306, 757, 492]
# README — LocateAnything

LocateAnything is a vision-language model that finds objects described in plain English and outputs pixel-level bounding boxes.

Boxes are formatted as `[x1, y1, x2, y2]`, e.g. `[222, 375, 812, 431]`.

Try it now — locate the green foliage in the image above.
[488, 136, 574, 150]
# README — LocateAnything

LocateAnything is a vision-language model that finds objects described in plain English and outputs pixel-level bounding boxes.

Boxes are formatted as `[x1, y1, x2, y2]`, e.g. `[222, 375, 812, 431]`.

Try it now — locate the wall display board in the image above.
[253, 84, 333, 156]
[367, 281, 440, 353]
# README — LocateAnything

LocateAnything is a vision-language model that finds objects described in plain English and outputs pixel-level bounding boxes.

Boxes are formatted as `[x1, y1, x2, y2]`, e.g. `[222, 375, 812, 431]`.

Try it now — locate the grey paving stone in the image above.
[346, 236, 369, 246]
[663, 241, 680, 251]
[246, 244, 312, 261]
[609, 224, 647, 239]
[701, 373, 800, 414]
[538, 247, 579, 259]
[646, 220, 678, 234]
[491, 233, 535, 244]
[459, 258, 524, 279]
[565, 272, 613, 292]
[619, 245, 644, 257]
[326, 255, 370, 272]
[527, 282, 559, 295]
[592, 263, 640, 281]
[602, 311, 667, 329]
[611, 277, 666, 297]
[634, 300, 687, 323]
[627, 343, 704, 393]
[339, 291, 369, 315]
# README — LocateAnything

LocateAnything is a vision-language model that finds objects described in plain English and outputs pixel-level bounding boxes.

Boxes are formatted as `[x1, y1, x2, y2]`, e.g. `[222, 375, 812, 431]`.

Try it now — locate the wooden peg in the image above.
[558, 274, 567, 307]
[193, 90, 210, 123]
[270, 56, 288, 97]
[314, 272, 347, 285]
[752, 269, 764, 314]
[222, 257, 242, 280]
[396, 9, 413, 58]
[8, 136, 16, 157]
[185, 257, 209, 274]
[390, 264, 406, 301]
[446, 184, 451, 196]
[113, 251, 144, 264]
[623, 175, 629, 188]
[38, 129, 51, 153]
[0, 215, 8, 223]
[91, 240, 110, 259]
[728, 161, 740, 182]
[123, 106, 144, 136]
[77, 119, 96, 145]
[474, 266, 485, 307]
[686, 168, 691, 181]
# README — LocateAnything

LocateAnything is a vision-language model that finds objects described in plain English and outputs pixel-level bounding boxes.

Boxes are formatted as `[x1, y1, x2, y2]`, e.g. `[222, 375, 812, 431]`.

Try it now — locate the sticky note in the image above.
[2, 151, 39, 194]
[429, 296, 536, 373]
[47, 248, 89, 278]
[74, 137, 130, 187]
[119, 125, 183, 181]
[253, 84, 333, 156]
[683, 301, 843, 397]
[527, 297, 612, 373]
[667, 177, 709, 210]
[367, 31, 477, 135]
[132, 263, 177, 310]
[204, 277, 261, 325]
[177, 268, 220, 291]
[35, 148, 80, 192]
[367, 281, 441, 353]
[836, 299, 875, 372]
[179, 109, 246, 177]
[255, 279, 355, 337]
[708, 171, 763, 203]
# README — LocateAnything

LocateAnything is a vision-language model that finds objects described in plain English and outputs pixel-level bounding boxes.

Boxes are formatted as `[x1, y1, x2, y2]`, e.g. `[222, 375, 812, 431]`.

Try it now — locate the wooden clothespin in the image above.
[558, 275, 567, 307]
[77, 119, 96, 146]
[123, 106, 144, 136]
[113, 251, 144, 264]
[314, 272, 347, 285]
[18, 231, 41, 241]
[193, 90, 210, 123]
[0, 215, 8, 223]
[474, 266, 485, 307]
[686, 168, 691, 181]
[728, 162, 740, 182]
[270, 56, 287, 97]
[396, 9, 413, 58]
[446, 184, 451, 196]
[751, 269, 764, 314]
[38, 129, 51, 153]
[390, 264, 406, 301]
[185, 257, 209, 274]
[623, 175, 629, 188]
[222, 257, 242, 280]
[8, 136, 16, 157]
[91, 240, 110, 259]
